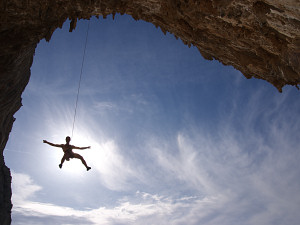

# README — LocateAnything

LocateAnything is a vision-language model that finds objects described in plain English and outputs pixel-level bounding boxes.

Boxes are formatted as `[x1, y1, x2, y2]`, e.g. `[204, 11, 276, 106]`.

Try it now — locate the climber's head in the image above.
[66, 136, 71, 143]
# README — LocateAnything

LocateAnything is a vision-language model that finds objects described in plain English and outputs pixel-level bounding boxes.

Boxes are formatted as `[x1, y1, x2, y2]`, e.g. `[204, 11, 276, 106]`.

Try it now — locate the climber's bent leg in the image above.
[73, 153, 91, 171]
[59, 155, 67, 168]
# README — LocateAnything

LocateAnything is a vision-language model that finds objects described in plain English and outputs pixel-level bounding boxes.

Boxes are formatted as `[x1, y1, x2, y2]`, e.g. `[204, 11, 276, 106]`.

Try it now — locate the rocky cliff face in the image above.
[0, 0, 299, 224]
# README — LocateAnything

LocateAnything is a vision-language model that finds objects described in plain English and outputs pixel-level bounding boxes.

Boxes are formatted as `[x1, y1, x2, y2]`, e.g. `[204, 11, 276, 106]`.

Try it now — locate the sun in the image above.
[46, 126, 97, 175]
[45, 117, 111, 176]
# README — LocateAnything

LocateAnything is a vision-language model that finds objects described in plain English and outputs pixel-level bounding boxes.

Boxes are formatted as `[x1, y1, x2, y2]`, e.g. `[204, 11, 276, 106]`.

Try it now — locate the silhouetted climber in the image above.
[43, 136, 91, 171]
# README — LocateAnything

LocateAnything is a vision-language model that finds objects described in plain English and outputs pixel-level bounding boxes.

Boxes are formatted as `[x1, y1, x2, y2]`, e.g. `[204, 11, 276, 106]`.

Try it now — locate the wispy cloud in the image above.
[149, 87, 300, 225]
[12, 171, 218, 225]
[93, 101, 117, 110]
[86, 139, 143, 191]
[11, 68, 300, 225]
[12, 172, 42, 204]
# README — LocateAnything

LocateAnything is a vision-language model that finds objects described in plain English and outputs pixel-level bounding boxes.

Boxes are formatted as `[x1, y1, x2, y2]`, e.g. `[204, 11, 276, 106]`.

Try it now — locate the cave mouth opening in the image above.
[1, 1, 300, 224]
[4, 13, 247, 224]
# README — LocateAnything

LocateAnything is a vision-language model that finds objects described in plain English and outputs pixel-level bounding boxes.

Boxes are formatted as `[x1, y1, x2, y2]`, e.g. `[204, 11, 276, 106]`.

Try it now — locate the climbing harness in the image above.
[71, 20, 90, 138]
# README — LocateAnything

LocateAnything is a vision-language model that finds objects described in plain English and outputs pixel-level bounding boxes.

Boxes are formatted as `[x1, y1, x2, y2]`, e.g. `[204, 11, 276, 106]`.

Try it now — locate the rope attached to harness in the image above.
[71, 20, 90, 138]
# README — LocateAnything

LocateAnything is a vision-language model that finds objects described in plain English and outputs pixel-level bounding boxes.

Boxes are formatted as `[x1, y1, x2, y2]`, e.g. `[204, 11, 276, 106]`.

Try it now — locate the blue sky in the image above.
[4, 15, 300, 225]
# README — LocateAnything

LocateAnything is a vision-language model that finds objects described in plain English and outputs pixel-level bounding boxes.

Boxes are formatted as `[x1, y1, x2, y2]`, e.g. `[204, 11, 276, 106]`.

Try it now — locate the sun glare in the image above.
[45, 121, 102, 175]
[45, 109, 120, 179]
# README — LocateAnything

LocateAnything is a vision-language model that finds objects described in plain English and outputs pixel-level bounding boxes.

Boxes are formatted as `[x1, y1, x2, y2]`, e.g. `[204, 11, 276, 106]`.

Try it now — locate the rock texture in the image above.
[0, 0, 299, 224]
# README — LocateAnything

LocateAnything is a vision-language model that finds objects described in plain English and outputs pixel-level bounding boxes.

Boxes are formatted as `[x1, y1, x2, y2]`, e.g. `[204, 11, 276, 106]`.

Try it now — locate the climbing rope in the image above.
[71, 20, 90, 138]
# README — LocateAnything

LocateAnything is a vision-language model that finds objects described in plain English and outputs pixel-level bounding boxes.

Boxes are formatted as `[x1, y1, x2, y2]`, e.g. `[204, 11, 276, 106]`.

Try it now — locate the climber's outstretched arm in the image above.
[43, 140, 62, 148]
[73, 146, 91, 150]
